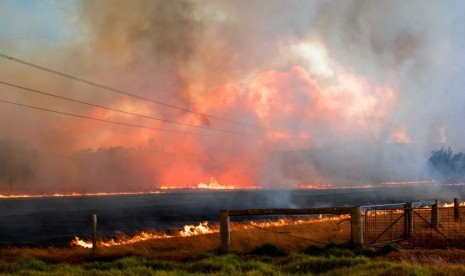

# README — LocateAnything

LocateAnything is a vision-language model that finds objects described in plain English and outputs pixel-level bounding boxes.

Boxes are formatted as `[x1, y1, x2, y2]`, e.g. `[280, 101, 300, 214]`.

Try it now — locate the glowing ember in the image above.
[296, 184, 332, 189]
[240, 215, 350, 230]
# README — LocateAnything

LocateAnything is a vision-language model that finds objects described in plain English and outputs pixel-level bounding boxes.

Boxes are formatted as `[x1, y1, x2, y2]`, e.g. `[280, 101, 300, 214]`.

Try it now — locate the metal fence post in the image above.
[351, 206, 363, 247]
[431, 200, 439, 229]
[219, 210, 230, 253]
[454, 198, 460, 221]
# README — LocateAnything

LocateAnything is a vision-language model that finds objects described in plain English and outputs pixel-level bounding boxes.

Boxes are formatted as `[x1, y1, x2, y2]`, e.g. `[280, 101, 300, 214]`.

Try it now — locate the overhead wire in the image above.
[0, 80, 258, 137]
[0, 97, 314, 141]
[0, 52, 297, 135]
[0, 98, 202, 136]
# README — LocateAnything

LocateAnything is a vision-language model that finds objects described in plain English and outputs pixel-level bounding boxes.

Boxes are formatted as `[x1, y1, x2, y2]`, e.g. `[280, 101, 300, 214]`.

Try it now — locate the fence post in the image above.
[91, 214, 97, 255]
[431, 200, 439, 229]
[219, 210, 230, 253]
[454, 198, 460, 221]
[404, 202, 413, 238]
[350, 206, 363, 247]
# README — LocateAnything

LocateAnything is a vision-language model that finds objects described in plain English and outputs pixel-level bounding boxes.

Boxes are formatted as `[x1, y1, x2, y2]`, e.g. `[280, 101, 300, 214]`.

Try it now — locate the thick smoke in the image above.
[0, 0, 464, 194]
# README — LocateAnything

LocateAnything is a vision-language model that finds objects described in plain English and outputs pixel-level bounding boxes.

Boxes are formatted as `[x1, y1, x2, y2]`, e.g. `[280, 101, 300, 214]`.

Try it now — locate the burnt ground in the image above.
[0, 184, 464, 246]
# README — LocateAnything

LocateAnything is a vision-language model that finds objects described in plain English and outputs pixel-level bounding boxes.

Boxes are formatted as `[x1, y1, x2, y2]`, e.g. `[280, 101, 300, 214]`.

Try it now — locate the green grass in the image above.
[249, 243, 288, 257]
[2, 244, 465, 275]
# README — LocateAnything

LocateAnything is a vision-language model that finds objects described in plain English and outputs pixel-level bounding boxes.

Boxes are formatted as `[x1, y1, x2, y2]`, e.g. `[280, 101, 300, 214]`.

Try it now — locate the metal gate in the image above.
[363, 204, 407, 246]
[363, 202, 465, 247]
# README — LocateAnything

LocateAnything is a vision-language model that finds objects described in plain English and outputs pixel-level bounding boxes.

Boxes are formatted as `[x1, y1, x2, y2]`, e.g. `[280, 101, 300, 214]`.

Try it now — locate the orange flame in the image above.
[0, 191, 164, 199]
[441, 201, 465, 208]
[0, 180, 444, 199]
[197, 178, 236, 190]
[71, 221, 218, 248]
[71, 215, 352, 248]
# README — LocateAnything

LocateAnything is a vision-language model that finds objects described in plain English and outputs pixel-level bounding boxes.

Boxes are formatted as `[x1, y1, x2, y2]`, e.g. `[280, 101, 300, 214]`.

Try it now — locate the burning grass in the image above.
[71, 215, 350, 250]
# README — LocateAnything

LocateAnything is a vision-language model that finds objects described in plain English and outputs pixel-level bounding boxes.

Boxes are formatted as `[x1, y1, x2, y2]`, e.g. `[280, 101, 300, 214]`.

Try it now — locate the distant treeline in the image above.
[428, 147, 465, 181]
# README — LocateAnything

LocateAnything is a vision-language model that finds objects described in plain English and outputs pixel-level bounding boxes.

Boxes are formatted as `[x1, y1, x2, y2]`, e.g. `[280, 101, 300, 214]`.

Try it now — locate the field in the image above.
[2, 217, 465, 275]
[1, 185, 463, 246]
[2, 186, 465, 274]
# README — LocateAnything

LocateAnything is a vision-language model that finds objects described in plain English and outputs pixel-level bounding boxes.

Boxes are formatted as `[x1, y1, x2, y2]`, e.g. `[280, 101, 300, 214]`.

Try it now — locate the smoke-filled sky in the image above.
[1, 0, 464, 193]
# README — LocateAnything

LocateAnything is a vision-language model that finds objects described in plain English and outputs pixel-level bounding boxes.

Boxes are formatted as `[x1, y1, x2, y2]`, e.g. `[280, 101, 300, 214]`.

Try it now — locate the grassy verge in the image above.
[2, 243, 465, 275]
[2, 219, 465, 275]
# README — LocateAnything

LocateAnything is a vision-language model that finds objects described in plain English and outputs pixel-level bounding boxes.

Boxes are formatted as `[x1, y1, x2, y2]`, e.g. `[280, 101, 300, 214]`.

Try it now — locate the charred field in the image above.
[2, 185, 465, 275]
[1, 184, 464, 246]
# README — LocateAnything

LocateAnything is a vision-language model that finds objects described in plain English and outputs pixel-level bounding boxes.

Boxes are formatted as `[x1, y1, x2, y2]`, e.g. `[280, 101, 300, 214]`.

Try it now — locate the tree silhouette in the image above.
[428, 147, 465, 181]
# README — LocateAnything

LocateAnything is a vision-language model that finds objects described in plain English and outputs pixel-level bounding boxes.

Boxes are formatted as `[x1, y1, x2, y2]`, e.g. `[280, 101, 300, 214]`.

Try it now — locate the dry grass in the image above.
[229, 218, 351, 252]
[2, 215, 465, 276]
[0, 218, 351, 263]
[381, 248, 465, 264]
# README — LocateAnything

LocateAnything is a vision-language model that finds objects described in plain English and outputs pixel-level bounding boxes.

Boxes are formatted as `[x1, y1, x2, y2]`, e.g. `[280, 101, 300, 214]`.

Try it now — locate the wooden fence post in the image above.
[454, 198, 460, 221]
[91, 214, 97, 255]
[431, 200, 438, 229]
[404, 202, 413, 238]
[219, 210, 230, 253]
[350, 206, 363, 247]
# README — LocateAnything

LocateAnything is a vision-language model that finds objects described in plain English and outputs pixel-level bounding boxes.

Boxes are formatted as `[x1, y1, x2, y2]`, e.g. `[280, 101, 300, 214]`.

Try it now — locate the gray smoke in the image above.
[1, 0, 464, 194]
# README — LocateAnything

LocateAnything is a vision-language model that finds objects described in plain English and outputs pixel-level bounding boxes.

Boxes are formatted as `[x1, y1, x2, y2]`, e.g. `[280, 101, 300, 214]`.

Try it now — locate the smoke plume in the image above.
[0, 0, 464, 193]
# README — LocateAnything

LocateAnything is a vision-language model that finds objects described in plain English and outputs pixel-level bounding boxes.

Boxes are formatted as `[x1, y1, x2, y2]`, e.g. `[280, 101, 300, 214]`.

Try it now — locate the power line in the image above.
[0, 98, 312, 141]
[0, 98, 202, 136]
[0, 52, 293, 134]
[0, 81, 256, 137]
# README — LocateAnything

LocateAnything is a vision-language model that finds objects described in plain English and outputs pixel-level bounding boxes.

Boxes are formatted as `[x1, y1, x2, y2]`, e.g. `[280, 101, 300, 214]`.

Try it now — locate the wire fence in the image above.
[363, 207, 406, 246]
[363, 202, 465, 248]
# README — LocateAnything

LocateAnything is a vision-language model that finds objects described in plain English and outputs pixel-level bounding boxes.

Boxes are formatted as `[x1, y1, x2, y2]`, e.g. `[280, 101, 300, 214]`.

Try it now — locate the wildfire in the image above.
[0, 180, 445, 200]
[179, 221, 217, 237]
[197, 178, 236, 190]
[71, 221, 218, 248]
[296, 184, 332, 189]
[241, 215, 350, 230]
[441, 201, 465, 208]
[71, 215, 350, 248]
[0, 191, 164, 199]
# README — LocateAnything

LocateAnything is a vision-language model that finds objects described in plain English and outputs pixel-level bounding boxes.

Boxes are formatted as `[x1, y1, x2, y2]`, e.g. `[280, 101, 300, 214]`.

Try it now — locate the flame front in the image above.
[197, 178, 236, 190]
[71, 221, 217, 248]
[71, 216, 351, 248]
[0, 191, 164, 199]
[179, 221, 218, 237]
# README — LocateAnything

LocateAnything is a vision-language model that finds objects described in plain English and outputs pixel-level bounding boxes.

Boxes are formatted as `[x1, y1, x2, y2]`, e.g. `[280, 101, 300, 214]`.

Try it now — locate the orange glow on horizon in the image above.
[0, 180, 447, 199]
[0, 191, 164, 199]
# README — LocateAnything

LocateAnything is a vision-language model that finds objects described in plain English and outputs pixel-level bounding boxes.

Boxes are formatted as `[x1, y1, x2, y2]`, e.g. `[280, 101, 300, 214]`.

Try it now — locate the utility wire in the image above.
[0, 97, 309, 141]
[0, 99, 202, 136]
[0, 53, 294, 134]
[0, 81, 256, 137]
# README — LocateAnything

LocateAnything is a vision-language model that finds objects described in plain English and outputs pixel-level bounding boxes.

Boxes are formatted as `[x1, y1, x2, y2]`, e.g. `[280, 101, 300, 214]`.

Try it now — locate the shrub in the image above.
[377, 243, 398, 255]
[16, 257, 50, 272]
[249, 243, 287, 257]
[283, 255, 369, 274]
[0, 260, 19, 273]
[187, 254, 241, 273]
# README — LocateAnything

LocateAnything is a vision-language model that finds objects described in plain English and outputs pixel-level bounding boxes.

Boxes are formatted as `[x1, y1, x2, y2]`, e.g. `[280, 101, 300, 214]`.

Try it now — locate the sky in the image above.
[0, 0, 465, 194]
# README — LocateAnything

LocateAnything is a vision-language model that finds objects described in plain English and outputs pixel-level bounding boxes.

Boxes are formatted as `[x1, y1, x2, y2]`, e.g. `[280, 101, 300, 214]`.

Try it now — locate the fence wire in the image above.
[364, 206, 465, 248]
